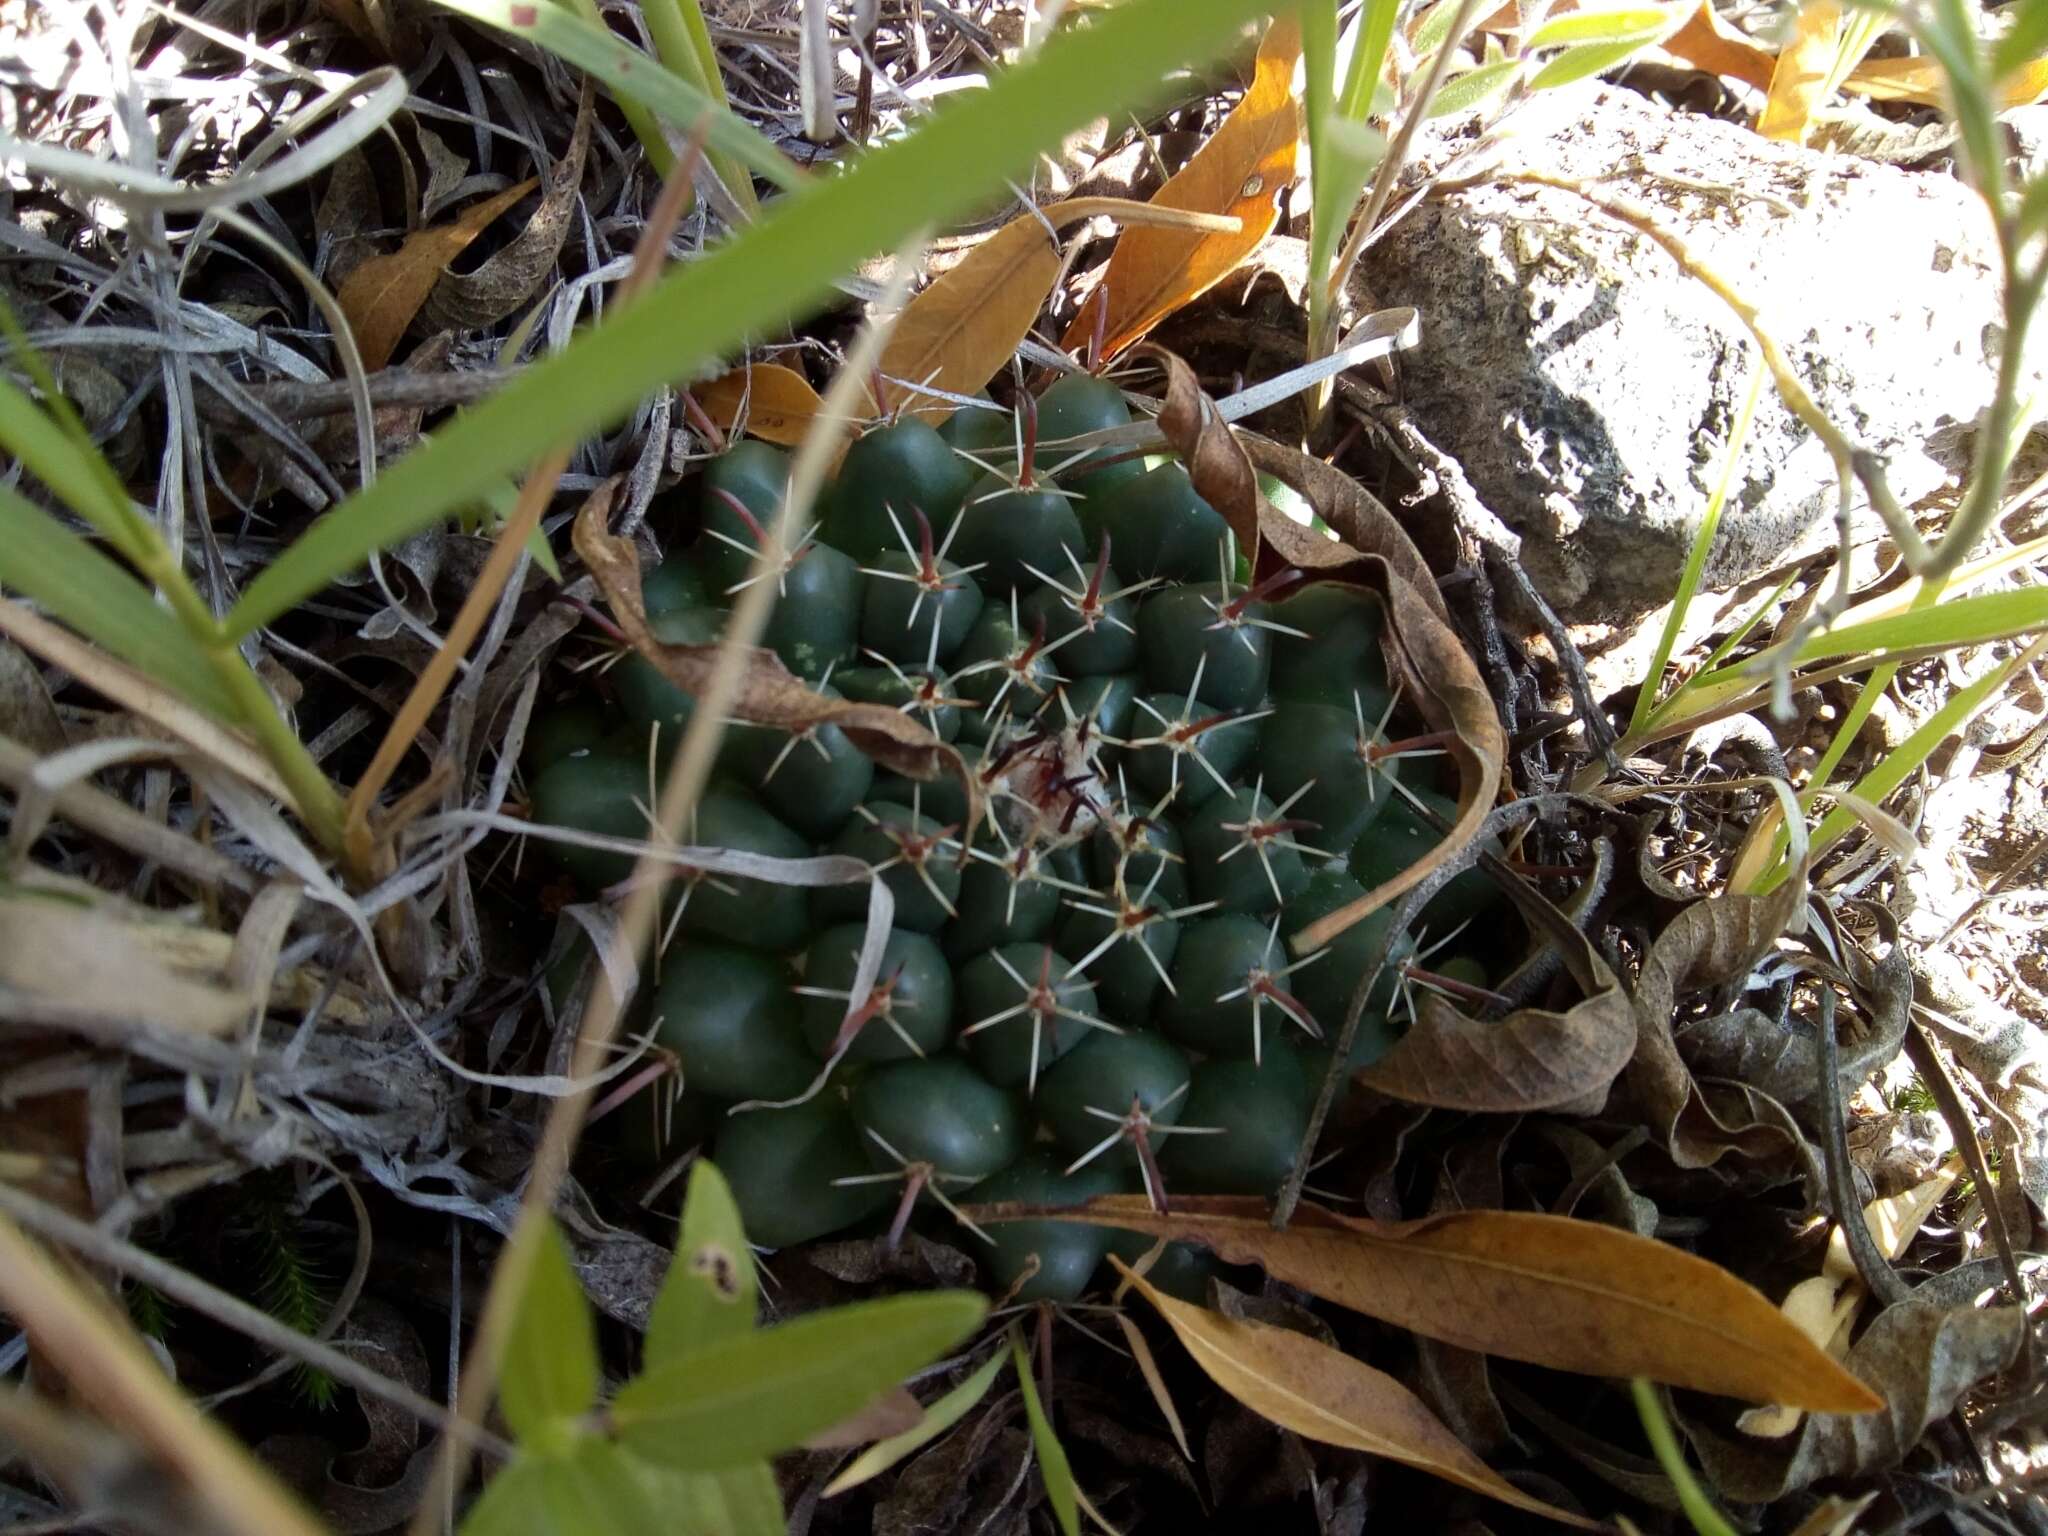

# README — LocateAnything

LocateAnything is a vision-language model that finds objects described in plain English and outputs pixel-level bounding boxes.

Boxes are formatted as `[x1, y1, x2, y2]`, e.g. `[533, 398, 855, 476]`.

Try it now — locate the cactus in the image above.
[530, 381, 1503, 1304]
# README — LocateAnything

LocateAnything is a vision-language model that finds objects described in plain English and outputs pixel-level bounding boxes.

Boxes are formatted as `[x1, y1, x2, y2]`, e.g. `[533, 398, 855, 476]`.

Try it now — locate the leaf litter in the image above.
[2, 1, 2041, 1533]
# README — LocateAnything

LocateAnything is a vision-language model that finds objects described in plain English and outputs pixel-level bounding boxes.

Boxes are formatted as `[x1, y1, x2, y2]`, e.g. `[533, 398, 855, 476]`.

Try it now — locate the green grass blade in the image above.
[639, 0, 760, 215]
[0, 485, 235, 718]
[1754, 634, 2048, 893]
[821, 1347, 1008, 1497]
[1011, 1325, 1079, 1536]
[612, 1292, 986, 1469]
[1628, 361, 1765, 737]
[227, 0, 1290, 640]
[1338, 0, 1400, 116]
[432, 0, 804, 193]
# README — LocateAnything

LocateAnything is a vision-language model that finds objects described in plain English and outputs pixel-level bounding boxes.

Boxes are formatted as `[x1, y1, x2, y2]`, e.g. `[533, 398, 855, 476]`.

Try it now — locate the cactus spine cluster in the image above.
[529, 374, 1504, 1303]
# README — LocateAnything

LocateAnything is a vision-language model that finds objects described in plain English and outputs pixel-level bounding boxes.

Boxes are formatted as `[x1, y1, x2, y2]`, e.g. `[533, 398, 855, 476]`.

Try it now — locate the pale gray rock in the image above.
[1368, 86, 2025, 622]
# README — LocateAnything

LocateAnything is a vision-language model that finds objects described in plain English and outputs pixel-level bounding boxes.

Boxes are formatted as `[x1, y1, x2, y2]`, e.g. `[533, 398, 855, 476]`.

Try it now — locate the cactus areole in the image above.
[532, 389, 1502, 1304]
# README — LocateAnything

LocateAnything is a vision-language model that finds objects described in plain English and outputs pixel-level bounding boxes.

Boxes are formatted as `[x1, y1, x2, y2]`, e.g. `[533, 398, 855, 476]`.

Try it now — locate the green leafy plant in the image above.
[461, 1162, 984, 1535]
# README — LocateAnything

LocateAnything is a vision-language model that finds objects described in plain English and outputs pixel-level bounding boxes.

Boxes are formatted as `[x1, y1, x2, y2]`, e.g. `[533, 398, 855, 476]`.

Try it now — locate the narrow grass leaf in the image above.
[0, 373, 137, 553]
[1112, 1311, 1191, 1458]
[982, 1197, 1887, 1412]
[1010, 1325, 1079, 1536]
[1338, 0, 1402, 116]
[822, 1347, 1008, 1497]
[227, 0, 1286, 639]
[645, 1160, 758, 1368]
[1762, 634, 2048, 889]
[337, 180, 537, 370]
[499, 1220, 599, 1442]
[697, 363, 827, 445]
[1630, 360, 1765, 737]
[431, 0, 802, 192]
[0, 486, 234, 719]
[1117, 1261, 1598, 1528]
[613, 1292, 985, 1468]
[1060, 15, 1304, 362]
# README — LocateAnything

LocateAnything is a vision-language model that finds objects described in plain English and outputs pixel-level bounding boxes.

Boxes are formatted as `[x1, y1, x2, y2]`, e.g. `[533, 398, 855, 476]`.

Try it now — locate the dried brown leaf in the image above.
[1137, 351, 1504, 950]
[1116, 1262, 1598, 1529]
[877, 197, 1244, 424]
[1626, 878, 1809, 1168]
[1059, 16, 1302, 362]
[976, 1197, 1886, 1413]
[697, 363, 828, 446]
[572, 487, 975, 811]
[1688, 1268, 2022, 1501]
[1757, 0, 1843, 143]
[336, 178, 537, 371]
[1660, 1, 1776, 90]
[0, 893, 253, 1036]
[420, 83, 593, 333]
[1354, 902, 1632, 1112]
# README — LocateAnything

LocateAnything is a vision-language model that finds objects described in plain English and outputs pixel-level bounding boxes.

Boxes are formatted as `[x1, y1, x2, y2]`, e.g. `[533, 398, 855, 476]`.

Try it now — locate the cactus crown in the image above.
[530, 378, 1503, 1305]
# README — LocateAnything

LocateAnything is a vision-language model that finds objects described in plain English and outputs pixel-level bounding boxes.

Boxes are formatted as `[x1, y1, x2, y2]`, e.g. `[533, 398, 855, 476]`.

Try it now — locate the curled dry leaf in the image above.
[875, 196, 1244, 423]
[974, 1196, 1886, 1412]
[1687, 1264, 2022, 1502]
[1139, 349, 1504, 952]
[1061, 13, 1302, 363]
[1115, 1261, 1599, 1529]
[1355, 858, 1634, 1112]
[337, 178, 539, 371]
[1625, 876, 1811, 1168]
[696, 363, 828, 446]
[421, 80, 593, 333]
[572, 486, 977, 816]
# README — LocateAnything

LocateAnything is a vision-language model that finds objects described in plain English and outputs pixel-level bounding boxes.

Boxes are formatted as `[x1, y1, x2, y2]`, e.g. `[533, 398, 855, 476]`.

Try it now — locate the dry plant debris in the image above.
[0, 2, 2044, 1535]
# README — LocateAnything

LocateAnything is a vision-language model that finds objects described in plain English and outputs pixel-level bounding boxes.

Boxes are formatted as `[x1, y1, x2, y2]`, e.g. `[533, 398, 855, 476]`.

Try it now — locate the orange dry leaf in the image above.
[1758, 0, 1843, 142]
[876, 212, 1062, 422]
[1060, 14, 1302, 363]
[1846, 51, 2048, 107]
[337, 179, 537, 370]
[1660, 0, 1774, 90]
[696, 363, 827, 445]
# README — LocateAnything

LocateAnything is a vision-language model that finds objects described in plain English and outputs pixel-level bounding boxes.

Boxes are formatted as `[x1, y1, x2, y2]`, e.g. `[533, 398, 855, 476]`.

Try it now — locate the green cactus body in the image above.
[531, 424, 1474, 1288]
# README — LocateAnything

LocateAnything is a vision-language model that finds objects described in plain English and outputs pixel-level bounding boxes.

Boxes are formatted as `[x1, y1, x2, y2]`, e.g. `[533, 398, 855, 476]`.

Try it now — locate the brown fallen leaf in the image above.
[697, 363, 828, 445]
[876, 197, 1243, 423]
[1845, 51, 2048, 107]
[1137, 350, 1504, 951]
[1625, 875, 1810, 1168]
[1757, 0, 1844, 143]
[421, 81, 594, 335]
[1060, 15, 1302, 363]
[572, 484, 977, 813]
[1686, 1265, 2021, 1501]
[336, 178, 537, 371]
[1116, 1261, 1599, 1529]
[974, 1197, 1886, 1413]
[1354, 926, 1633, 1112]
[1660, 0, 1775, 91]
